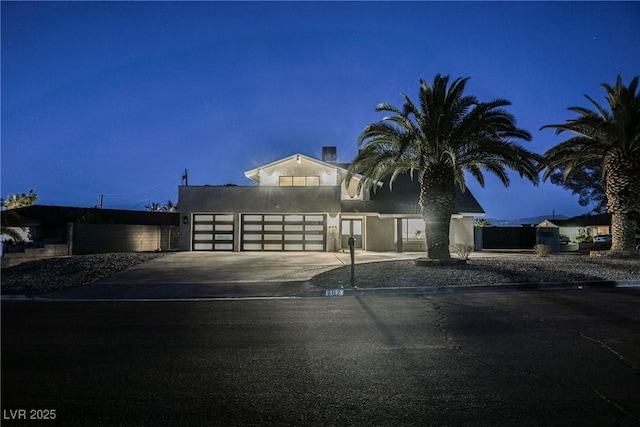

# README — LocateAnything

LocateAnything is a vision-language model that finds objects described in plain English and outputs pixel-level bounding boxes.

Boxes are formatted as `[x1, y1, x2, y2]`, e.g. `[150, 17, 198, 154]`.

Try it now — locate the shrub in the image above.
[534, 244, 550, 257]
[454, 243, 473, 260]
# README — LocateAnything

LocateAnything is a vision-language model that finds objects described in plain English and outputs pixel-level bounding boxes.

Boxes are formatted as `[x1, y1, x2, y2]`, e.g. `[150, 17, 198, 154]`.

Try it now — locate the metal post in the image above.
[348, 235, 355, 287]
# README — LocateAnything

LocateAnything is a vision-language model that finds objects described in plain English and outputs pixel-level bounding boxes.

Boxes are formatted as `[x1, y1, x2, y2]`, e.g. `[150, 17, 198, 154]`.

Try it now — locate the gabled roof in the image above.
[2, 205, 179, 227]
[244, 153, 350, 183]
[341, 172, 485, 215]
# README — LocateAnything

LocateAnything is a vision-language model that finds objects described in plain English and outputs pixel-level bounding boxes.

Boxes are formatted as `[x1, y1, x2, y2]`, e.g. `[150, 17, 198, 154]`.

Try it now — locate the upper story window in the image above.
[279, 176, 320, 186]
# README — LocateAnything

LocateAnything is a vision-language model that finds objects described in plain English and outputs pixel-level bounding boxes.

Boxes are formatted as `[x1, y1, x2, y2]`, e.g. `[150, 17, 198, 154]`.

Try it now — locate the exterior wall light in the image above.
[182, 215, 189, 225]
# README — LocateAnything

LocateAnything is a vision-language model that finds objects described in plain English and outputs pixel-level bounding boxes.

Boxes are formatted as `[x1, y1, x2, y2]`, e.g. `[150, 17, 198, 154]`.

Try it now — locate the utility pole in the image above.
[182, 169, 189, 186]
[100, 194, 104, 209]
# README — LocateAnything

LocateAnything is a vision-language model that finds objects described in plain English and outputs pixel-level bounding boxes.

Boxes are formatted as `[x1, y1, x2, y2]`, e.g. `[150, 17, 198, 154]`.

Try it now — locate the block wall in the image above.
[72, 224, 177, 255]
[1, 244, 70, 268]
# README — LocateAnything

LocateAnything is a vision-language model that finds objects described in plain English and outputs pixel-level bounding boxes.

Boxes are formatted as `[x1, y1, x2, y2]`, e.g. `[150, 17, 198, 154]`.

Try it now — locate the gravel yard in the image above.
[1, 252, 168, 296]
[311, 254, 640, 289]
[1, 252, 639, 296]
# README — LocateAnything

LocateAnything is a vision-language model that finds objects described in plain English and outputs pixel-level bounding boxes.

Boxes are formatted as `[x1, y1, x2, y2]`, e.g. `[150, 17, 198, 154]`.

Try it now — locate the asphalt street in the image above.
[2, 289, 640, 426]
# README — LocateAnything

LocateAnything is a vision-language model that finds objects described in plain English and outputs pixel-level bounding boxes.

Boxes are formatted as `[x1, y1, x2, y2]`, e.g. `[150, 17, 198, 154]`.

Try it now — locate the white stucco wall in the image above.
[449, 216, 474, 251]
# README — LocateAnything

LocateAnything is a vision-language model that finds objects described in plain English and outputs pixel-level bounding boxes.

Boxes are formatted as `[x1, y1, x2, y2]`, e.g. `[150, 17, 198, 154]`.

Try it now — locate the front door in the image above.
[341, 219, 363, 249]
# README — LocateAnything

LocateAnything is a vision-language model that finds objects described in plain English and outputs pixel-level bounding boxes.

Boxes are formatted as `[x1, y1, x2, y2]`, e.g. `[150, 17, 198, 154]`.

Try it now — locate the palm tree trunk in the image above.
[610, 212, 636, 251]
[419, 167, 455, 259]
[605, 154, 640, 251]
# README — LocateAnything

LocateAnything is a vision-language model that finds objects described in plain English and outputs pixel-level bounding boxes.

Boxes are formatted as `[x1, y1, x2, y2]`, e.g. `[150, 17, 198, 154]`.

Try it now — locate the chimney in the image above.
[322, 146, 337, 164]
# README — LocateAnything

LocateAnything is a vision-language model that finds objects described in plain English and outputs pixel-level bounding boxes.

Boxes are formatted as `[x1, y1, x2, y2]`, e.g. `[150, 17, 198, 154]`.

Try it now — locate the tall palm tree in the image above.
[347, 74, 539, 259]
[541, 75, 640, 251]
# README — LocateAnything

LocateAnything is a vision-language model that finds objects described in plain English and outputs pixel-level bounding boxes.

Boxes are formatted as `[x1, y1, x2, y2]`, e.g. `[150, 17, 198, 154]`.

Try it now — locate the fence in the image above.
[475, 227, 537, 250]
[474, 226, 560, 252]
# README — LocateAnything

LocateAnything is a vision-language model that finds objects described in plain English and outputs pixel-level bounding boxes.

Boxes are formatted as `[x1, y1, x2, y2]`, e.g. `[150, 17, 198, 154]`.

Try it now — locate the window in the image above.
[279, 176, 293, 186]
[402, 218, 424, 241]
[278, 176, 320, 186]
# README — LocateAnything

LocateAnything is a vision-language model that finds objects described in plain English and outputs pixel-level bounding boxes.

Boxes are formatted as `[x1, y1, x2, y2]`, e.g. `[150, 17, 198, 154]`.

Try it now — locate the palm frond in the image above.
[355, 74, 538, 194]
[541, 74, 640, 188]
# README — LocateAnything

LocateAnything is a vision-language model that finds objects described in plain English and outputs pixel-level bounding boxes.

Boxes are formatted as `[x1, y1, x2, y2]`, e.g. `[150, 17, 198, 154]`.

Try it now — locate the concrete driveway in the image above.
[40, 251, 513, 300]
[96, 251, 424, 285]
[39, 251, 426, 300]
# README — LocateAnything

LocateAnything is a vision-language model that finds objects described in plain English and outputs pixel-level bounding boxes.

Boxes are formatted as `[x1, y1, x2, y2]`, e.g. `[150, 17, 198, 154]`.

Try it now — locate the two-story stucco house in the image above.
[178, 146, 484, 252]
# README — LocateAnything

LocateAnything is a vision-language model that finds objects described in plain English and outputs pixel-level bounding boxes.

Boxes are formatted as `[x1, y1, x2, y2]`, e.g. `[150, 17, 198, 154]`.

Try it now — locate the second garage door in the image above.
[241, 214, 326, 251]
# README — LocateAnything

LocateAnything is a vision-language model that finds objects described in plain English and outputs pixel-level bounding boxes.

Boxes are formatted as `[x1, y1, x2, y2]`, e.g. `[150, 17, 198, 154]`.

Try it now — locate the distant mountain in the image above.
[484, 214, 570, 227]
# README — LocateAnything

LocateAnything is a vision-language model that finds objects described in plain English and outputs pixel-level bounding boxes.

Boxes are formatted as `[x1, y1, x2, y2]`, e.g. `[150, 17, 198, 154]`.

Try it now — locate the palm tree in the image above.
[145, 202, 162, 212]
[162, 200, 177, 212]
[1, 209, 25, 244]
[347, 74, 539, 259]
[474, 218, 493, 227]
[541, 75, 640, 252]
[2, 189, 38, 209]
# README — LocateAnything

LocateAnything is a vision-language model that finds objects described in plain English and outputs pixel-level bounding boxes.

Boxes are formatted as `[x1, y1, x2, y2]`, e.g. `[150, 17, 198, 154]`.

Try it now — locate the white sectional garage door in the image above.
[192, 214, 234, 251]
[241, 214, 326, 251]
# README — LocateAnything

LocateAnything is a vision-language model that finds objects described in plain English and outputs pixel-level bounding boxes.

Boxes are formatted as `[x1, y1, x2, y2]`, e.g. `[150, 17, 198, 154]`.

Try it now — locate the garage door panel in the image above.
[193, 243, 211, 250]
[194, 224, 213, 231]
[305, 244, 324, 251]
[193, 234, 213, 241]
[241, 214, 325, 251]
[284, 244, 303, 251]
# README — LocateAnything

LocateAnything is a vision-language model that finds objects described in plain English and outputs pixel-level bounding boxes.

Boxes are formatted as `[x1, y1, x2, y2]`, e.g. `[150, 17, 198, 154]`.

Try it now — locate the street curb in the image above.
[3, 280, 639, 302]
[305, 280, 640, 298]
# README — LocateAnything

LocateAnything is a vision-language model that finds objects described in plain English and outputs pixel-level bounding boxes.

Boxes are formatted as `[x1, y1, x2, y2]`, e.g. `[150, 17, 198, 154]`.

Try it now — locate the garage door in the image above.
[192, 214, 234, 251]
[242, 214, 325, 251]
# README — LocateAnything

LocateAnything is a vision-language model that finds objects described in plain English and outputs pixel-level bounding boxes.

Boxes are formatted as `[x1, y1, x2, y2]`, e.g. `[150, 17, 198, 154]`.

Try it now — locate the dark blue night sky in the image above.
[2, 1, 639, 219]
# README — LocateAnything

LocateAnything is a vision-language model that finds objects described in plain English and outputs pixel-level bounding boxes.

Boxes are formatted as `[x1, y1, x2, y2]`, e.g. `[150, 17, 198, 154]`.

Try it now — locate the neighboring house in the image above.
[178, 146, 485, 252]
[538, 214, 611, 241]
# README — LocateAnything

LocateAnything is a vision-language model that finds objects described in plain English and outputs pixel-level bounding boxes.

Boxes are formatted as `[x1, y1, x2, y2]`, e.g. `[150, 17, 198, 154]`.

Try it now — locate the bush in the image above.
[534, 244, 550, 257]
[454, 243, 473, 260]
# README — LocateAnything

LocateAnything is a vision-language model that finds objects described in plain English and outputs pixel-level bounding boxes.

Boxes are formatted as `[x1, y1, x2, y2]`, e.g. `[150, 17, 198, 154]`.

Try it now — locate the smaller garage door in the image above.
[192, 214, 234, 251]
[242, 214, 325, 251]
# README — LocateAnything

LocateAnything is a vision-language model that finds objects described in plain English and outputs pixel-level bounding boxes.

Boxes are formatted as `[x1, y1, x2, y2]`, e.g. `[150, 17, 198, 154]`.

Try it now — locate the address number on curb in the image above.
[325, 289, 344, 296]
